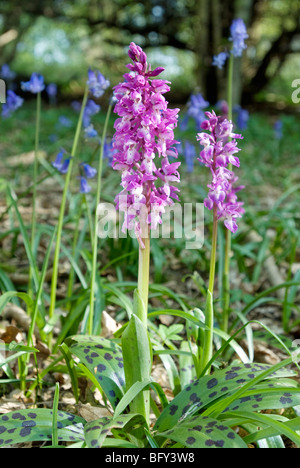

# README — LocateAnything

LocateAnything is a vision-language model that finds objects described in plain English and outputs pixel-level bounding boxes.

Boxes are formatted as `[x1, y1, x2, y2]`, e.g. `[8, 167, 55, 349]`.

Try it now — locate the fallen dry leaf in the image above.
[100, 310, 121, 337]
[78, 403, 112, 422]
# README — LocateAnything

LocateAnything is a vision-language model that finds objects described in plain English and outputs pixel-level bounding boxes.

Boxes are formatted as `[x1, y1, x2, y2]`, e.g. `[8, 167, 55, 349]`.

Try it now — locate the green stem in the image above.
[28, 91, 41, 295]
[227, 53, 234, 122]
[48, 86, 89, 348]
[222, 52, 234, 333]
[88, 104, 112, 335]
[137, 235, 150, 327]
[200, 207, 218, 375]
[66, 199, 83, 309]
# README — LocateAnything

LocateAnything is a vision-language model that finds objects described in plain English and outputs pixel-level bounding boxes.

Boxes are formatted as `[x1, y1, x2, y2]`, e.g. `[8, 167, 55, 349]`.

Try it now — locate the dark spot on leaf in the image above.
[205, 440, 215, 447]
[190, 393, 200, 403]
[207, 378, 218, 389]
[215, 440, 225, 447]
[97, 364, 106, 372]
[216, 425, 227, 431]
[12, 413, 26, 421]
[0, 427, 6, 435]
[240, 396, 251, 403]
[193, 425, 203, 431]
[181, 405, 190, 415]
[22, 420, 36, 428]
[104, 353, 113, 361]
[280, 396, 293, 405]
[19, 427, 32, 437]
[225, 372, 238, 381]
[169, 405, 178, 415]
[186, 437, 196, 445]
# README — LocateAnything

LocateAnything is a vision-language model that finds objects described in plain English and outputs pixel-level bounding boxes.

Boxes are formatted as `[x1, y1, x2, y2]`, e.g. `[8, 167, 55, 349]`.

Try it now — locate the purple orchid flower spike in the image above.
[112, 42, 180, 247]
[197, 110, 245, 233]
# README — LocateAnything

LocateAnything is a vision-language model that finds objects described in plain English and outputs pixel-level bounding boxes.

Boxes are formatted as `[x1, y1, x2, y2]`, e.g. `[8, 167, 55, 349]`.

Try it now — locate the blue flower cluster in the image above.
[212, 18, 248, 69]
[52, 149, 98, 193]
[1, 64, 23, 119]
[180, 93, 209, 131]
[51, 69, 111, 193]
[82, 70, 110, 139]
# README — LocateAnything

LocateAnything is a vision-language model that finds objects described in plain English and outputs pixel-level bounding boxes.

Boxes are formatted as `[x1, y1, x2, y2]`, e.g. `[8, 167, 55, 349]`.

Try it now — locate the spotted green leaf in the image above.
[158, 414, 248, 448]
[154, 362, 297, 432]
[84, 413, 145, 448]
[69, 335, 125, 409]
[0, 409, 85, 447]
[226, 384, 300, 413]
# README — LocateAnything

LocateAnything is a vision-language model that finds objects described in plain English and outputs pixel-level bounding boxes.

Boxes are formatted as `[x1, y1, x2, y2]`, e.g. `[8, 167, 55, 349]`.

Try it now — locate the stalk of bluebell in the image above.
[88, 102, 113, 335]
[49, 86, 89, 349]
[21, 75, 44, 296]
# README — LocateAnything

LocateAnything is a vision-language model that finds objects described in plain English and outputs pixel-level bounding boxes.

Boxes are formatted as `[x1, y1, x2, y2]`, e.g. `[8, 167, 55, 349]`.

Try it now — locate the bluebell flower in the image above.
[46, 83, 57, 98]
[21, 73, 45, 94]
[233, 105, 249, 130]
[229, 19, 248, 57]
[179, 114, 189, 131]
[183, 141, 197, 173]
[84, 124, 98, 139]
[59, 158, 71, 174]
[103, 139, 117, 166]
[81, 163, 97, 179]
[274, 119, 283, 140]
[71, 100, 81, 113]
[181, 93, 209, 130]
[212, 52, 229, 69]
[52, 150, 71, 174]
[58, 115, 73, 128]
[83, 99, 100, 128]
[79, 176, 92, 194]
[0, 64, 16, 80]
[87, 69, 110, 98]
[2, 90, 23, 118]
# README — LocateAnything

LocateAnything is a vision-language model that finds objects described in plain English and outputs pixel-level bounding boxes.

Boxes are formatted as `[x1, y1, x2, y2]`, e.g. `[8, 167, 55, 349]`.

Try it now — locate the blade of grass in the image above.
[52, 382, 60, 447]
